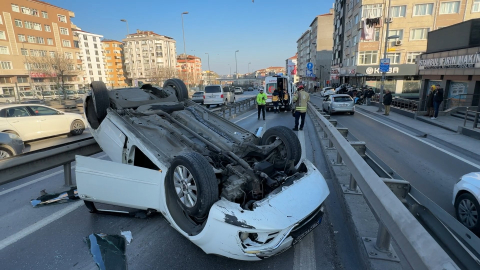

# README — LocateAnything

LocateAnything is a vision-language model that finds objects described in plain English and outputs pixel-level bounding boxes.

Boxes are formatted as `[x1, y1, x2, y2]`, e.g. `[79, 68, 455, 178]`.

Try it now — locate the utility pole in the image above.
[181, 12, 189, 89]
[378, 0, 392, 112]
[205, 52, 210, 85]
[235, 50, 239, 78]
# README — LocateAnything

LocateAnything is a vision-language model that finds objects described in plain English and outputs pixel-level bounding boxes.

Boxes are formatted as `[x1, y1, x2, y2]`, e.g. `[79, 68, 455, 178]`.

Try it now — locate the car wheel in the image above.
[455, 193, 480, 233]
[261, 126, 302, 169]
[328, 107, 332, 115]
[163, 79, 188, 102]
[350, 111, 355, 115]
[70, 120, 85, 136]
[206, 104, 210, 108]
[90, 81, 110, 123]
[167, 152, 218, 220]
[0, 147, 12, 159]
[224, 99, 228, 106]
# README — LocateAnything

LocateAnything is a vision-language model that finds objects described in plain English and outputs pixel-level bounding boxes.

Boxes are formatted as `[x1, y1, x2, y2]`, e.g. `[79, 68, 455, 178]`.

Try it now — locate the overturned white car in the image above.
[76, 79, 329, 260]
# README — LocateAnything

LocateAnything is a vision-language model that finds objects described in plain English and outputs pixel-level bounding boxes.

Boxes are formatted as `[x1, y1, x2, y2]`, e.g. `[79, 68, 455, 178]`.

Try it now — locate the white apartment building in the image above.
[122, 30, 177, 85]
[296, 30, 310, 86]
[73, 29, 107, 84]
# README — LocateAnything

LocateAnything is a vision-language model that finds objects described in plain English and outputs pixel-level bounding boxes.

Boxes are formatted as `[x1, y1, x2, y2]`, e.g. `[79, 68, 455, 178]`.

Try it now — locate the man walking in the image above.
[293, 85, 310, 131]
[383, 90, 392, 116]
[256, 88, 267, 120]
[424, 85, 435, 117]
[432, 86, 444, 120]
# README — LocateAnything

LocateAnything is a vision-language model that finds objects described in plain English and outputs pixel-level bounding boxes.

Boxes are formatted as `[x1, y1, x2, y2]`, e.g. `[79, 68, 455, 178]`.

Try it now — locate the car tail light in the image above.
[221, 94, 224, 98]
[203, 95, 205, 99]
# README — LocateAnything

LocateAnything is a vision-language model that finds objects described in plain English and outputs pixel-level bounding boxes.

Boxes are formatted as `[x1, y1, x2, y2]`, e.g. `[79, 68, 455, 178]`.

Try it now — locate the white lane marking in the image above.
[293, 232, 316, 270]
[0, 154, 108, 197]
[0, 200, 83, 251]
[233, 111, 257, 123]
[355, 110, 480, 170]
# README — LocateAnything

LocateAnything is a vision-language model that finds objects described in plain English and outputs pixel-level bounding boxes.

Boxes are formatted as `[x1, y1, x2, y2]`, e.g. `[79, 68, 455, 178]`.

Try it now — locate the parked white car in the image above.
[234, 87, 244, 94]
[203, 85, 235, 108]
[0, 94, 14, 104]
[76, 79, 330, 261]
[320, 87, 333, 97]
[322, 94, 355, 115]
[453, 172, 480, 233]
[0, 104, 85, 141]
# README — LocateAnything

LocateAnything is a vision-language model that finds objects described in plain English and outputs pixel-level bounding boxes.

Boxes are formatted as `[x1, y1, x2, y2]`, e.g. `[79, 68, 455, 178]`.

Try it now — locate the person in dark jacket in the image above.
[432, 86, 444, 119]
[424, 85, 435, 117]
[365, 88, 374, 105]
[383, 90, 393, 116]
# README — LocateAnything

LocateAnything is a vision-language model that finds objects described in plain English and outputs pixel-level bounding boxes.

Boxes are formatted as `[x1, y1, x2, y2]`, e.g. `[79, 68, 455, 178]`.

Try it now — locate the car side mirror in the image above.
[58, 111, 64, 115]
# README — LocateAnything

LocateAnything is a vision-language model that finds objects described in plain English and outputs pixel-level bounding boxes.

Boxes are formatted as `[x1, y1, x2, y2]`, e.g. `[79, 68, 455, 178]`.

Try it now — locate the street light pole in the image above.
[378, 0, 392, 112]
[235, 50, 239, 78]
[248, 62, 251, 73]
[120, 19, 129, 36]
[181, 12, 189, 89]
[205, 52, 210, 85]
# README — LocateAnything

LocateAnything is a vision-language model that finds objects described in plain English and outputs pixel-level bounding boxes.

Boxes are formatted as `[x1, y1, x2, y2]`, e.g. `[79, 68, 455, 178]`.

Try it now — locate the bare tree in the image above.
[146, 67, 177, 86]
[26, 50, 80, 100]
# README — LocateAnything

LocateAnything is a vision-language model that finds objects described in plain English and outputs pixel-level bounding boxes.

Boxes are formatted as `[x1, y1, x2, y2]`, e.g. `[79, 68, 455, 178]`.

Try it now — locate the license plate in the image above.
[339, 104, 348, 107]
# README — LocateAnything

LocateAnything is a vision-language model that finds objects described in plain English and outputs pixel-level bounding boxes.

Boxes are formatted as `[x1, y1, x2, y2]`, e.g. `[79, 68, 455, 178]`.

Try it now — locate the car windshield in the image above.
[205, 86, 221, 93]
[334, 96, 353, 102]
[77, 90, 86, 94]
[42, 91, 54, 95]
[66, 90, 75, 94]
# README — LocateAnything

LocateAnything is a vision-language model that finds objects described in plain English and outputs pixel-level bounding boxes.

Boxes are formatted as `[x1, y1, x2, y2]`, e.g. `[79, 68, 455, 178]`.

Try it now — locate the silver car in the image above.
[322, 94, 355, 115]
[0, 132, 24, 159]
[192, 91, 204, 104]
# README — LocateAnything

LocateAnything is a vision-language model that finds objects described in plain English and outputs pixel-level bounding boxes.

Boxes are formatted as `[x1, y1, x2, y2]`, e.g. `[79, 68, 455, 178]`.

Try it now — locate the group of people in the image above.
[425, 84, 444, 120]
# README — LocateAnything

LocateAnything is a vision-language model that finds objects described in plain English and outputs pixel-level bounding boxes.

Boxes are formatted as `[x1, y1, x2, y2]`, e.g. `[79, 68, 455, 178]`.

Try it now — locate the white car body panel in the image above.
[452, 172, 480, 205]
[91, 117, 126, 163]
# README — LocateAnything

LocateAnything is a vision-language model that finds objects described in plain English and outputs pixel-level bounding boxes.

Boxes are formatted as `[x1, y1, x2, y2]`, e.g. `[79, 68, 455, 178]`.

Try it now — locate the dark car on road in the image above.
[0, 132, 24, 159]
[192, 91, 204, 104]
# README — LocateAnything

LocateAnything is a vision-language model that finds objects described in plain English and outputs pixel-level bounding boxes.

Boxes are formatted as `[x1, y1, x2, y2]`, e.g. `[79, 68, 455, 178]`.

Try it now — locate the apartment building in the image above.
[122, 30, 177, 86]
[296, 30, 311, 86]
[332, 0, 480, 97]
[0, 0, 81, 99]
[176, 54, 202, 87]
[102, 39, 127, 88]
[73, 29, 107, 86]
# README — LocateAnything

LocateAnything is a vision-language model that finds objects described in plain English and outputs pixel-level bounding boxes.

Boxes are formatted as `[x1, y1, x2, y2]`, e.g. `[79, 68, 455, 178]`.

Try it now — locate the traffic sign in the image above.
[307, 62, 313, 70]
[379, 58, 390, 73]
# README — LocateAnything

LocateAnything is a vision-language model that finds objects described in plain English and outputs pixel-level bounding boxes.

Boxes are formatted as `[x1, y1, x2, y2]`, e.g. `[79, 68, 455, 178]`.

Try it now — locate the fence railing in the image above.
[210, 97, 256, 118]
[308, 102, 471, 269]
[371, 95, 419, 111]
[462, 107, 480, 129]
[446, 94, 480, 110]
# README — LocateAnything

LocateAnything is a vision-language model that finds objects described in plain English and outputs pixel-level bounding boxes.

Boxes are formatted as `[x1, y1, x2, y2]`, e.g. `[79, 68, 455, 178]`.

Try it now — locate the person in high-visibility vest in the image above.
[292, 85, 310, 131]
[256, 89, 267, 120]
[272, 89, 280, 113]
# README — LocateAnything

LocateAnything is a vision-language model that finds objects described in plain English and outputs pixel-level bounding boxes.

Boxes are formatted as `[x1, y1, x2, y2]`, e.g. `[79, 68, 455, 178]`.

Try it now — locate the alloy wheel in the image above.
[458, 198, 478, 228]
[0, 150, 11, 159]
[173, 165, 198, 208]
[72, 122, 83, 134]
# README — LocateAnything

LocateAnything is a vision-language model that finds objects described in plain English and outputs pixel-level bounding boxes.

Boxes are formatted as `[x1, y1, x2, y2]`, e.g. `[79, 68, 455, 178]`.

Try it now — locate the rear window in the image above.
[334, 96, 353, 102]
[205, 86, 221, 93]
[194, 92, 204, 95]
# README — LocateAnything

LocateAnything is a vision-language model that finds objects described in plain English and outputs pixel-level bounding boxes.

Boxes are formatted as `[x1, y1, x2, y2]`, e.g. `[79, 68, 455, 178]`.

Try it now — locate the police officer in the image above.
[256, 88, 267, 120]
[293, 85, 310, 131]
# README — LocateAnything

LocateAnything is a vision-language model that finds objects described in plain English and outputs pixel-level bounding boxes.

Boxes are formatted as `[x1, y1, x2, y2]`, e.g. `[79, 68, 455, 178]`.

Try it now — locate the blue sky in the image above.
[48, 0, 333, 75]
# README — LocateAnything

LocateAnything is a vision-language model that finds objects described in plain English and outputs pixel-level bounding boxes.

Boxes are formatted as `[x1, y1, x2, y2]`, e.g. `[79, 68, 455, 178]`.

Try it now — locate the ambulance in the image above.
[264, 75, 296, 111]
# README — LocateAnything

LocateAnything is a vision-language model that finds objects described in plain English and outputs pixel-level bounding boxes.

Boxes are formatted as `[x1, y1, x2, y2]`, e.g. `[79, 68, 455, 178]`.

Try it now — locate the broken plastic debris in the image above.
[121, 231, 133, 244]
[85, 233, 126, 270]
[30, 187, 79, 207]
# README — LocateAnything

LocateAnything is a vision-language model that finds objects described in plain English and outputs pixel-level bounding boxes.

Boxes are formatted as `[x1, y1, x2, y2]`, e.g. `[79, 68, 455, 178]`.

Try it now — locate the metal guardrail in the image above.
[462, 107, 480, 129]
[308, 103, 460, 269]
[210, 97, 256, 118]
[0, 137, 101, 186]
[372, 95, 419, 111]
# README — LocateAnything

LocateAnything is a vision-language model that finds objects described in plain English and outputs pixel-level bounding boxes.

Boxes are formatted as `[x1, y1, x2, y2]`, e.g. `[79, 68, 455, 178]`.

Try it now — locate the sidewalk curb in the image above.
[355, 106, 480, 162]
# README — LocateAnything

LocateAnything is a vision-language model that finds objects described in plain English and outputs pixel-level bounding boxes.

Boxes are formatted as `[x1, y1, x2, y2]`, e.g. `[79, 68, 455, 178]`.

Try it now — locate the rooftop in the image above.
[29, 0, 72, 13]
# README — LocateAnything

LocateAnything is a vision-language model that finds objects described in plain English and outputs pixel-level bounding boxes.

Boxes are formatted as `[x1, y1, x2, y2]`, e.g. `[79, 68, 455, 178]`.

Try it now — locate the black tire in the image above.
[70, 120, 85, 136]
[0, 147, 13, 159]
[455, 193, 480, 233]
[163, 79, 189, 102]
[206, 104, 210, 108]
[261, 126, 302, 169]
[90, 81, 110, 123]
[350, 111, 355, 115]
[166, 152, 218, 219]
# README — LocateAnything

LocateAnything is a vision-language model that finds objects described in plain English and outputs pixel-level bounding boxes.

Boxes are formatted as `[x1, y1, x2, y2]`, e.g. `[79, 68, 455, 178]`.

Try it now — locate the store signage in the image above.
[365, 66, 399, 75]
[418, 53, 480, 70]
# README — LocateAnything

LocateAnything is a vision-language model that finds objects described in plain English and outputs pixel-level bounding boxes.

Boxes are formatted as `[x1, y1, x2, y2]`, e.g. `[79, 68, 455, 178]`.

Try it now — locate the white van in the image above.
[203, 85, 235, 108]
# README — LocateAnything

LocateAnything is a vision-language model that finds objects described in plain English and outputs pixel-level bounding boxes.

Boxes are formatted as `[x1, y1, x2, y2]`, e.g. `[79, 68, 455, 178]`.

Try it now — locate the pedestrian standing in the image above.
[432, 86, 444, 120]
[272, 89, 280, 113]
[424, 85, 435, 117]
[365, 88, 374, 105]
[383, 90, 393, 116]
[292, 85, 310, 131]
[256, 89, 267, 120]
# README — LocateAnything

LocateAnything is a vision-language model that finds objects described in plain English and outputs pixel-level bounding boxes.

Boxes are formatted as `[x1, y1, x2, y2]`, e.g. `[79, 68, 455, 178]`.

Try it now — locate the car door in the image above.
[323, 96, 331, 111]
[4, 106, 42, 141]
[28, 105, 69, 137]
[75, 155, 164, 210]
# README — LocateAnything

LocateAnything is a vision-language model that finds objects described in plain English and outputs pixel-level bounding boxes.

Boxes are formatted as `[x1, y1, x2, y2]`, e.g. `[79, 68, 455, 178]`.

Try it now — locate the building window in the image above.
[414, 4, 434, 16]
[388, 29, 404, 40]
[74, 41, 79, 48]
[45, 24, 51, 32]
[387, 53, 401, 64]
[15, 19, 22, 27]
[88, 63, 92, 68]
[24, 21, 32, 29]
[86, 49, 90, 54]
[0, 31, 6, 40]
[49, 51, 55, 57]
[89, 71, 94, 75]
[98, 71, 102, 75]
[95, 51, 99, 56]
[410, 28, 429, 40]
[440, 1, 460, 14]
[31, 9, 39, 17]
[0, 61, 13, 70]
[47, 38, 53, 45]
[358, 51, 379, 65]
[87, 57, 91, 62]
[21, 7, 30, 14]
[407, 52, 422, 64]
[0, 46, 9, 55]
[474, 0, 480, 12]
[362, 4, 383, 18]
[93, 37, 97, 42]
[65, 52, 73, 59]
[36, 37, 44, 44]
[62, 40, 71, 47]
[17, 77, 28, 83]
[97, 64, 101, 68]
[39, 50, 46, 57]
[60, 27, 69, 35]
[354, 14, 359, 24]
[12, 4, 20, 12]
[84, 42, 88, 47]
[18, 34, 26, 42]
[28, 36, 36, 43]
[362, 28, 380, 42]
[42, 11, 48, 18]
[96, 57, 100, 62]
[33, 23, 42, 31]
[58, 14, 67, 23]
[21, 48, 28, 55]
[94, 44, 98, 49]
[390, 5, 406, 17]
